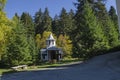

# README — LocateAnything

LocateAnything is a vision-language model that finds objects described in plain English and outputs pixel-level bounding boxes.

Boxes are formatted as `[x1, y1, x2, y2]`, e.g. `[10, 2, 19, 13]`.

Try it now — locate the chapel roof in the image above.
[47, 47, 61, 50]
[47, 34, 55, 40]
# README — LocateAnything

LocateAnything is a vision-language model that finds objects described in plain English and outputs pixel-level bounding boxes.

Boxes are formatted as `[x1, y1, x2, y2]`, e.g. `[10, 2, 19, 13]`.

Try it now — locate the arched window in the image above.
[52, 40, 54, 45]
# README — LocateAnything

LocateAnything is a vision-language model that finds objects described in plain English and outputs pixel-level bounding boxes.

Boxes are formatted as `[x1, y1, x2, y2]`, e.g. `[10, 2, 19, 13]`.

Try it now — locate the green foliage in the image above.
[73, 1, 109, 58]
[109, 6, 119, 33]
[95, 3, 119, 48]
[59, 8, 68, 35]
[1, 16, 31, 66]
[105, 18, 119, 47]
[52, 9, 74, 37]
[0, 0, 6, 11]
[35, 34, 41, 49]
[52, 15, 60, 37]
[35, 31, 55, 49]
[20, 12, 34, 37]
[34, 8, 52, 35]
[0, 9, 12, 60]
[0, 0, 120, 68]
[35, 31, 72, 58]
[29, 36, 39, 65]
[20, 12, 40, 65]
[34, 9, 43, 34]
[42, 8, 52, 32]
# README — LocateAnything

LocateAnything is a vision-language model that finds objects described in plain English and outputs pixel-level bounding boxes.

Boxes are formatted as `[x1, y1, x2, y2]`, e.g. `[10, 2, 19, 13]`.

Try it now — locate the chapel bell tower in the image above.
[46, 34, 56, 48]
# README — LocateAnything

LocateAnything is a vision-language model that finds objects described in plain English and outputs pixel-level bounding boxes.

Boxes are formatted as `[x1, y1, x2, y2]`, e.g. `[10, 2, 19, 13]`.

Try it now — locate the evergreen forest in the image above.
[0, 0, 120, 67]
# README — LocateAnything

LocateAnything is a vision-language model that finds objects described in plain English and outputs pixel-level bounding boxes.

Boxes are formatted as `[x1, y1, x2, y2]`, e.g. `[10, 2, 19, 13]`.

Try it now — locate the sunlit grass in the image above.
[0, 69, 12, 75]
[0, 58, 82, 74]
[28, 58, 82, 70]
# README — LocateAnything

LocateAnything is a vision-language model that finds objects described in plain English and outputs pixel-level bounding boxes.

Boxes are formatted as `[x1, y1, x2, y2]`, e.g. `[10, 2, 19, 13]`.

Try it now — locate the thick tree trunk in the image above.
[116, 0, 120, 33]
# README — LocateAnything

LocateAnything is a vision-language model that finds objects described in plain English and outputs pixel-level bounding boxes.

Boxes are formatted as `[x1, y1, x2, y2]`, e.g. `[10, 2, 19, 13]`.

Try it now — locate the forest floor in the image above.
[1, 51, 120, 80]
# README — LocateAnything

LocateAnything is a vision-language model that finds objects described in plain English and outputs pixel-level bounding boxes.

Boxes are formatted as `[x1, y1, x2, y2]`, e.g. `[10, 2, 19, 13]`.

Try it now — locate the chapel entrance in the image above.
[51, 50, 56, 60]
[49, 50, 59, 62]
[40, 34, 63, 61]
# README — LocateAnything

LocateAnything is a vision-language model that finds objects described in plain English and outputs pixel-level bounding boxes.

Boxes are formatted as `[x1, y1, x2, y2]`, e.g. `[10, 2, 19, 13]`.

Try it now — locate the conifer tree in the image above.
[67, 9, 75, 36]
[29, 36, 38, 65]
[52, 15, 60, 37]
[94, 1, 119, 48]
[73, 0, 108, 58]
[20, 12, 38, 64]
[2, 16, 31, 66]
[59, 8, 69, 35]
[42, 8, 52, 32]
[34, 9, 43, 35]
[20, 12, 34, 37]
[109, 6, 119, 33]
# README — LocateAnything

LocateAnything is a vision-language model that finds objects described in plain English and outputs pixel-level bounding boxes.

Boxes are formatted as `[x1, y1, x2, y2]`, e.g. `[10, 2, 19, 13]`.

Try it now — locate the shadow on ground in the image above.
[1, 52, 120, 80]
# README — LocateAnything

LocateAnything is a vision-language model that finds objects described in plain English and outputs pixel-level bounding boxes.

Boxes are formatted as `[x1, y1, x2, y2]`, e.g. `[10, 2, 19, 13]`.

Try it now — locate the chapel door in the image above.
[51, 50, 56, 60]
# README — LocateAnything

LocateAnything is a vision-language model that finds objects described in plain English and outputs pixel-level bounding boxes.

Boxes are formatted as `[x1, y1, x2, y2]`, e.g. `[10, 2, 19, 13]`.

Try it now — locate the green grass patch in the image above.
[0, 58, 83, 74]
[0, 69, 13, 75]
[61, 58, 83, 63]
[28, 58, 82, 70]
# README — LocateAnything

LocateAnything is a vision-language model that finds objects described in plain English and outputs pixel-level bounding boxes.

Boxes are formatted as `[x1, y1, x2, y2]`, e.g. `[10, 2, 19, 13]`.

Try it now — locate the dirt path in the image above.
[1, 52, 120, 80]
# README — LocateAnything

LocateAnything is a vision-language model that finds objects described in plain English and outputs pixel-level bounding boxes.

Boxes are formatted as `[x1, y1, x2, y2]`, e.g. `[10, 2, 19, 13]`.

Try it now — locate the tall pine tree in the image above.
[52, 15, 60, 37]
[2, 15, 31, 66]
[94, 1, 119, 48]
[109, 6, 119, 34]
[20, 12, 34, 37]
[73, 0, 108, 58]
[42, 8, 52, 32]
[59, 8, 70, 35]
[34, 9, 43, 35]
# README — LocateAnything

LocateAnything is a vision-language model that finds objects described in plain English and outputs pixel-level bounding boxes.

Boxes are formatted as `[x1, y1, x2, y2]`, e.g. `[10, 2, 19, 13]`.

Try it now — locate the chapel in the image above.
[40, 34, 63, 61]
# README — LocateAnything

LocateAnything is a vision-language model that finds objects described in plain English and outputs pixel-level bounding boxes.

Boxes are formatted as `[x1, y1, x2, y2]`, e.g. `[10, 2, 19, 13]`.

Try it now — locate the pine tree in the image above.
[52, 15, 60, 37]
[2, 16, 31, 66]
[94, 1, 119, 48]
[59, 8, 69, 35]
[42, 8, 52, 32]
[34, 9, 43, 35]
[20, 12, 34, 37]
[67, 9, 75, 36]
[34, 8, 52, 35]
[29, 36, 38, 65]
[109, 6, 119, 33]
[73, 0, 108, 58]
[20, 12, 38, 64]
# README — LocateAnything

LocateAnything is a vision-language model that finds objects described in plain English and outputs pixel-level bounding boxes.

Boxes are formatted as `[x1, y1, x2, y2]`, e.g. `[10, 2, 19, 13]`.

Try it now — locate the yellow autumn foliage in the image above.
[57, 34, 72, 58]
[35, 31, 56, 49]
[0, 9, 12, 60]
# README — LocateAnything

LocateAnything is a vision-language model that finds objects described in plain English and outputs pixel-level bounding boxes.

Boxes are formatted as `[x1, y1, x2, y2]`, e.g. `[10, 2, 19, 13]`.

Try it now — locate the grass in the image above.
[28, 63, 61, 70]
[0, 69, 12, 75]
[0, 58, 83, 75]
[28, 58, 82, 70]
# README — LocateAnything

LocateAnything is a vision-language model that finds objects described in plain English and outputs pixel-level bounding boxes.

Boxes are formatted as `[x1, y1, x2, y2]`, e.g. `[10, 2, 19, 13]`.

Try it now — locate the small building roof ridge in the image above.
[47, 33, 55, 40]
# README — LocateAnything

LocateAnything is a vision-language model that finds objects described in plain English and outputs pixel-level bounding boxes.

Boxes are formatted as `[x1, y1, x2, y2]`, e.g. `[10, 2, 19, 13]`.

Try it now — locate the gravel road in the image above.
[1, 52, 120, 80]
